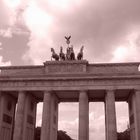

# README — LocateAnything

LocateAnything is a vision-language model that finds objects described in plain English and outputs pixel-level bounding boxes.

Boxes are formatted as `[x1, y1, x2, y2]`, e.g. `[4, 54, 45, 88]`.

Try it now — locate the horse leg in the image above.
[56, 55, 59, 61]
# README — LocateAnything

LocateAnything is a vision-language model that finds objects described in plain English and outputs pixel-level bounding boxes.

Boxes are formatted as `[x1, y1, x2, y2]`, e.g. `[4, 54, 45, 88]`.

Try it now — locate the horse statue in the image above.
[59, 46, 65, 61]
[51, 48, 59, 61]
[69, 45, 75, 60]
[77, 46, 84, 60]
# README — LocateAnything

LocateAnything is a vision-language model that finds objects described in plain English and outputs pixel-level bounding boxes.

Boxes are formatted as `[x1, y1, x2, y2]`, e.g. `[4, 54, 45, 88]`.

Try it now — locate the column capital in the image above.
[79, 90, 89, 100]
[106, 89, 116, 93]
[44, 90, 53, 94]
[79, 90, 88, 94]
[134, 88, 140, 92]
[18, 90, 26, 94]
[79, 90, 88, 92]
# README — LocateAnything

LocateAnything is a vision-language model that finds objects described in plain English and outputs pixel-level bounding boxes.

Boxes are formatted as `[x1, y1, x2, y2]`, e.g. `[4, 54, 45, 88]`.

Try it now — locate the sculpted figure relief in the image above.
[65, 36, 71, 45]
[50, 36, 84, 61]
[59, 46, 65, 61]
[66, 45, 75, 60]
[69, 45, 75, 60]
[66, 46, 71, 60]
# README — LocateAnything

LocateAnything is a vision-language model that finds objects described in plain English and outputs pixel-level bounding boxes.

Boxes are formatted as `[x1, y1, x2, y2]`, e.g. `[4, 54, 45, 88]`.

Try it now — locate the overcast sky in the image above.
[0, 0, 140, 139]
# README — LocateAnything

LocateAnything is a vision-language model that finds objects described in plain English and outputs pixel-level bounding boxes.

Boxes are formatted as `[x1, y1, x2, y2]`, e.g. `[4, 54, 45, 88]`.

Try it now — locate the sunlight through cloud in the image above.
[4, 0, 21, 8]
[23, 1, 53, 38]
[48, 0, 74, 10]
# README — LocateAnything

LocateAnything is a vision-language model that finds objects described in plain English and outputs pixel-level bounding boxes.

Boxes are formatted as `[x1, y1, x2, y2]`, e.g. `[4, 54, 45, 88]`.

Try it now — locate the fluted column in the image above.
[13, 91, 26, 140]
[0, 93, 16, 140]
[41, 91, 51, 140]
[0, 92, 2, 123]
[79, 91, 89, 140]
[41, 91, 59, 140]
[0, 92, 3, 137]
[133, 90, 140, 140]
[105, 90, 117, 140]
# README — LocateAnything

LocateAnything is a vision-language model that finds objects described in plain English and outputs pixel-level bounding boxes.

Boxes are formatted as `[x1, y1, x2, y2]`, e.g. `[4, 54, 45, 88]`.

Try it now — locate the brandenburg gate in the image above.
[0, 60, 140, 140]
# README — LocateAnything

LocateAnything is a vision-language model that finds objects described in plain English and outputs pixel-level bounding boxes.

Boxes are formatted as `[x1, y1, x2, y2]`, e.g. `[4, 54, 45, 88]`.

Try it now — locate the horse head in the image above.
[81, 46, 84, 52]
[60, 46, 63, 52]
[51, 48, 54, 53]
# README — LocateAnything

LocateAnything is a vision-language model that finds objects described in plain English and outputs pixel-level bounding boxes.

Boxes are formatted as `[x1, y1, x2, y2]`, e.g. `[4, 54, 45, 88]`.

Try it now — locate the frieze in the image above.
[0, 78, 140, 89]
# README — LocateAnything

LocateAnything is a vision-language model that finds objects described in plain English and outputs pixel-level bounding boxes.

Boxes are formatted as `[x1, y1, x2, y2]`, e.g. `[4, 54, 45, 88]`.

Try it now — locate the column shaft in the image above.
[0, 92, 2, 125]
[13, 91, 26, 140]
[79, 91, 89, 140]
[105, 90, 117, 140]
[133, 90, 140, 140]
[41, 91, 51, 140]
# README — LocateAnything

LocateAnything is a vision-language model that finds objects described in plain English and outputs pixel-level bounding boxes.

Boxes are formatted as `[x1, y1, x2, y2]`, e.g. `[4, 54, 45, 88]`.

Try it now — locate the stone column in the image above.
[50, 94, 59, 140]
[105, 90, 117, 140]
[0, 92, 16, 140]
[13, 91, 26, 140]
[41, 91, 59, 140]
[128, 92, 135, 140]
[22, 94, 38, 140]
[133, 90, 140, 140]
[0, 92, 2, 126]
[13, 91, 37, 140]
[41, 91, 51, 140]
[79, 91, 89, 140]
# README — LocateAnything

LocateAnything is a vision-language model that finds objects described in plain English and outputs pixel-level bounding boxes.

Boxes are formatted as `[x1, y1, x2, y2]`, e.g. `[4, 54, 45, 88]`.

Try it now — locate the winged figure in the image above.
[65, 36, 71, 45]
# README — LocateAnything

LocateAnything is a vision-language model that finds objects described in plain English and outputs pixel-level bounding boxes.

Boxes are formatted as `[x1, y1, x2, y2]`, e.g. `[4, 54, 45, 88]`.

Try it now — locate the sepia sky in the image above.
[0, 0, 140, 139]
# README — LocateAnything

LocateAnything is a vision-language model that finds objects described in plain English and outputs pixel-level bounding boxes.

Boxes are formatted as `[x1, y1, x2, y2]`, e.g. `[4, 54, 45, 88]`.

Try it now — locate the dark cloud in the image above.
[0, 33, 30, 65]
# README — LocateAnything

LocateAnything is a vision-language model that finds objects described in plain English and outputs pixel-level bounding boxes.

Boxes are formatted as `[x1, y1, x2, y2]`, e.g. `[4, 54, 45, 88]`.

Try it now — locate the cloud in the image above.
[19, 0, 140, 64]
[58, 103, 105, 140]
[1, 0, 140, 63]
[0, 33, 30, 65]
[0, 56, 11, 66]
[116, 102, 129, 132]
[0, 28, 12, 38]
[110, 31, 140, 62]
[36, 102, 128, 140]
[0, 1, 136, 140]
[0, 0, 17, 28]
[0, 0, 30, 65]
[59, 118, 78, 139]
[36, 103, 43, 126]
